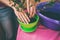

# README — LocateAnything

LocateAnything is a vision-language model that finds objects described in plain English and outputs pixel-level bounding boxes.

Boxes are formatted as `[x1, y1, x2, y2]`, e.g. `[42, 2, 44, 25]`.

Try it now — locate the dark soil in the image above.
[40, 10, 60, 20]
[29, 17, 36, 23]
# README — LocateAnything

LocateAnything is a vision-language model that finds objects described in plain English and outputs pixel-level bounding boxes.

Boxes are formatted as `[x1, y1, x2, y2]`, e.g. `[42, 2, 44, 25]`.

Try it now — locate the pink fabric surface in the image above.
[58, 36, 60, 40]
[16, 25, 60, 40]
[56, 34, 60, 40]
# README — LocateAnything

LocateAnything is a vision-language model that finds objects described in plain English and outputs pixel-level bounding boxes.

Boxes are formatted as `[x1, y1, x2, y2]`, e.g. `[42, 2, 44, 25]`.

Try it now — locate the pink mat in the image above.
[16, 25, 60, 40]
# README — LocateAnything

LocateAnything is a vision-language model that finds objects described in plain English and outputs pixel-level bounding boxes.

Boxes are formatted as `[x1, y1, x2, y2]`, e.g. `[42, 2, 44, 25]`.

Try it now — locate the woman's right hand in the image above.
[0, 0, 30, 24]
[0, 0, 48, 24]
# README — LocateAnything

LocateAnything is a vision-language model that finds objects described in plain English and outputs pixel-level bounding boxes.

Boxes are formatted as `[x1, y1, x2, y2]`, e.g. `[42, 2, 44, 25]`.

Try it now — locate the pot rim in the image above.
[38, 12, 60, 24]
[18, 14, 39, 24]
[36, 2, 60, 24]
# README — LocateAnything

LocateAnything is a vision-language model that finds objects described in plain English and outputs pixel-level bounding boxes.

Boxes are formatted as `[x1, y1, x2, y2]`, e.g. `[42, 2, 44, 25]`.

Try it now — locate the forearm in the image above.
[0, 0, 17, 11]
[0, 0, 11, 7]
[0, 0, 19, 18]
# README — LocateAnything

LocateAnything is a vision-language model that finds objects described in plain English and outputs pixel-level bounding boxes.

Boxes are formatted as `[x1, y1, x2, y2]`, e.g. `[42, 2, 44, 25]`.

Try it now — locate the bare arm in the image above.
[0, 0, 30, 24]
[0, 0, 48, 24]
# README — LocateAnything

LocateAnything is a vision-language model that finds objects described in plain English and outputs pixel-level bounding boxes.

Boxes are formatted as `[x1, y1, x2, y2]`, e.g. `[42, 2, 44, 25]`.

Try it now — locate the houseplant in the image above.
[36, 0, 60, 31]
[9, 0, 40, 32]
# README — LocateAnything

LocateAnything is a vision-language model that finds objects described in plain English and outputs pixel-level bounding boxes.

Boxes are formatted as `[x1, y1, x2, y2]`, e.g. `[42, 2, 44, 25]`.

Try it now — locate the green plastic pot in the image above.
[18, 14, 39, 32]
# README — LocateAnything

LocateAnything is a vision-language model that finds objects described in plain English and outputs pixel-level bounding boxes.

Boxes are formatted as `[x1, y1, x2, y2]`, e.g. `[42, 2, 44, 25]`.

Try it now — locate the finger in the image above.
[29, 6, 33, 18]
[13, 8, 24, 23]
[18, 12, 23, 22]
[19, 8, 30, 23]
[26, 0, 30, 13]
[20, 12, 29, 24]
[22, 10, 30, 22]
[19, 12, 26, 24]
[29, 1, 33, 18]
[29, 0, 36, 18]
[32, 6, 36, 17]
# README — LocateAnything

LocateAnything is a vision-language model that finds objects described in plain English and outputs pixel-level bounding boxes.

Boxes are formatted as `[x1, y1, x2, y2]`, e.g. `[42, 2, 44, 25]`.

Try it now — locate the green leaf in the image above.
[50, 0, 55, 2]
[11, 0, 26, 10]
[48, 0, 55, 6]
[19, 2, 25, 9]
[22, 0, 25, 4]
[35, 0, 40, 2]
[15, 6, 19, 11]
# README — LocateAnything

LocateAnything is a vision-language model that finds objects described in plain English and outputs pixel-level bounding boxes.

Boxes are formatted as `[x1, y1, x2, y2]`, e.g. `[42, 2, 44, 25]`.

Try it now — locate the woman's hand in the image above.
[26, 0, 41, 18]
[0, 0, 30, 24]
[0, 0, 11, 7]
[0, 0, 38, 24]
[26, 0, 35, 18]
[0, 0, 46, 24]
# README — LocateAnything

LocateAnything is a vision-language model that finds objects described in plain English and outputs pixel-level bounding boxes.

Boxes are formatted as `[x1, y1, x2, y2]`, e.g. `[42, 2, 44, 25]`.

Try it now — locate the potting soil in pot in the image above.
[29, 18, 36, 23]
[26, 12, 36, 23]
